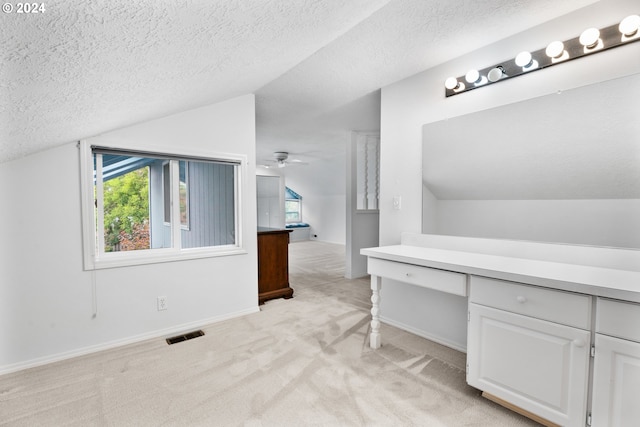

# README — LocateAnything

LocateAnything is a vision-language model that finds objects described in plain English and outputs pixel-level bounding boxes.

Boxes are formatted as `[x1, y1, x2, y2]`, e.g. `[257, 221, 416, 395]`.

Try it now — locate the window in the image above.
[285, 187, 302, 223]
[80, 143, 244, 269]
[163, 161, 189, 228]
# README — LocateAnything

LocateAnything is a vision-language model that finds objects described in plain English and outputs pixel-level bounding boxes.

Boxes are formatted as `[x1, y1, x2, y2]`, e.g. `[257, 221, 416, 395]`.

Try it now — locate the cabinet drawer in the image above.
[368, 257, 467, 296]
[597, 298, 640, 343]
[470, 276, 591, 329]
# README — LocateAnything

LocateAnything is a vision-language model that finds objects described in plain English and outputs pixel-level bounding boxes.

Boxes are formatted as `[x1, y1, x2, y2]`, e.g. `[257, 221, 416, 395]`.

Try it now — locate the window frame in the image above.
[163, 160, 190, 230]
[79, 141, 247, 270]
[284, 186, 303, 224]
[285, 199, 301, 223]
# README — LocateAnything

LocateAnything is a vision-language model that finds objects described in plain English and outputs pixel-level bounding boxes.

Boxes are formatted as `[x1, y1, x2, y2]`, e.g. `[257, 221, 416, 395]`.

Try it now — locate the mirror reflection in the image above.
[422, 73, 640, 249]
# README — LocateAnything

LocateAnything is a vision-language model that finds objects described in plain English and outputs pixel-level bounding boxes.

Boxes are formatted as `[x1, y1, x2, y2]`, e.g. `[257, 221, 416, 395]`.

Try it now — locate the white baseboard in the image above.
[0, 306, 260, 376]
[380, 316, 467, 353]
[344, 270, 368, 279]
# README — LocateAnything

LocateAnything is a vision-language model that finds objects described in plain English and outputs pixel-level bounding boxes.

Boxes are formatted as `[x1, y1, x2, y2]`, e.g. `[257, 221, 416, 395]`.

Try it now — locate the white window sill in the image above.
[85, 246, 247, 270]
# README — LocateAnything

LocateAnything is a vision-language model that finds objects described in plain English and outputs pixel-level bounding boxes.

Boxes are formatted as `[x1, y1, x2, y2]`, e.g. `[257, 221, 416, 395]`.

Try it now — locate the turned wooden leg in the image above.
[370, 275, 382, 349]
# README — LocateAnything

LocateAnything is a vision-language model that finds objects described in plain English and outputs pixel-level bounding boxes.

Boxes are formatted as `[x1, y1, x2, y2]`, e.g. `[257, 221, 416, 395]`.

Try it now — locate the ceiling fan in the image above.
[262, 151, 309, 168]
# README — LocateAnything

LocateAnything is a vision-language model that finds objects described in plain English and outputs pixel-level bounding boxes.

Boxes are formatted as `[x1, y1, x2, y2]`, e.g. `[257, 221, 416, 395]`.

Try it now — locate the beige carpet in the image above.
[0, 241, 540, 426]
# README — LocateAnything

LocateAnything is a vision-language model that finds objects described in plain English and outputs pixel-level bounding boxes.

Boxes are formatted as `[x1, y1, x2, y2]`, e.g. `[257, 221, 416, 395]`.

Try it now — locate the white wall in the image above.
[302, 195, 346, 245]
[379, 0, 640, 350]
[283, 143, 347, 245]
[0, 94, 258, 373]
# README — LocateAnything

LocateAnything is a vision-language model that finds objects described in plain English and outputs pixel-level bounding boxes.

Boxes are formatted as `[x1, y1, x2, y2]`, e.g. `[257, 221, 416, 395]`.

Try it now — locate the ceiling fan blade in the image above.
[288, 159, 309, 165]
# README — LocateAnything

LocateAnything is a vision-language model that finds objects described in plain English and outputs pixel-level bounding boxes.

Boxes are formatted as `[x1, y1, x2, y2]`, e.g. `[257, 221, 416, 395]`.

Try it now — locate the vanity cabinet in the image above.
[362, 233, 640, 426]
[591, 298, 640, 427]
[467, 276, 592, 427]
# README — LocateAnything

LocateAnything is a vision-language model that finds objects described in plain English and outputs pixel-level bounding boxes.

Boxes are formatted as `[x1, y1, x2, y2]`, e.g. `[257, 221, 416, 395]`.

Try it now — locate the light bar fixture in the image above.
[444, 14, 640, 97]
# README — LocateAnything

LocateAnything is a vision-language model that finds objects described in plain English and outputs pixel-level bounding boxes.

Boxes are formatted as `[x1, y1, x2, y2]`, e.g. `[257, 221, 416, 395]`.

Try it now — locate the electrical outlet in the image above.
[157, 296, 168, 311]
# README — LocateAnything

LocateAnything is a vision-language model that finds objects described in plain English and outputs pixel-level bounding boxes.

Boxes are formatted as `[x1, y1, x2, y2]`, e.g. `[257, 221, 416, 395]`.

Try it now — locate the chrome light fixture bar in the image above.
[444, 14, 640, 97]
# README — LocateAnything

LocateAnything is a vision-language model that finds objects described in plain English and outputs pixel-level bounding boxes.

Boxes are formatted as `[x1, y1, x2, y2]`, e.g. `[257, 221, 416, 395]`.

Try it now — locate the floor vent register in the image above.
[166, 330, 205, 345]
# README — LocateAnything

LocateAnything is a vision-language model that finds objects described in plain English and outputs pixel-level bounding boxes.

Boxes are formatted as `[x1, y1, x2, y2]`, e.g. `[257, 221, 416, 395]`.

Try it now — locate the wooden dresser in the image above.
[257, 227, 293, 304]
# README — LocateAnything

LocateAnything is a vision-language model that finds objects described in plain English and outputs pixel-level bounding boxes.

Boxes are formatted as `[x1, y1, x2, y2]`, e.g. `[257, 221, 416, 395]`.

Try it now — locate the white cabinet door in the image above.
[592, 334, 640, 427]
[468, 303, 590, 427]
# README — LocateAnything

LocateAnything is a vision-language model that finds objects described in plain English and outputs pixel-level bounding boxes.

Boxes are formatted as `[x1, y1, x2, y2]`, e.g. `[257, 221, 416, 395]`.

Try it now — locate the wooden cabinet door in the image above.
[592, 334, 640, 427]
[467, 303, 590, 427]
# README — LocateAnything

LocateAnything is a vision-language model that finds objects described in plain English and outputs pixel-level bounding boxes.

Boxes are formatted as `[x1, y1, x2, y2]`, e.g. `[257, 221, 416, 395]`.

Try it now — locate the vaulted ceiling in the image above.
[1, 0, 597, 167]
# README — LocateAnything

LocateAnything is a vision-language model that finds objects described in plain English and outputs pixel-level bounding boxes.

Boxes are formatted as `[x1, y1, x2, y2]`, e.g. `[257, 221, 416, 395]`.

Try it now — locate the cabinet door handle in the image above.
[516, 295, 527, 303]
[572, 339, 586, 348]
[405, 272, 412, 277]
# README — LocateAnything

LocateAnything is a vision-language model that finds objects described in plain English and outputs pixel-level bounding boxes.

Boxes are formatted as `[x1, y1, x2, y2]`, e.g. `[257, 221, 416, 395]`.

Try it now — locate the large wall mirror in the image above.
[422, 73, 640, 249]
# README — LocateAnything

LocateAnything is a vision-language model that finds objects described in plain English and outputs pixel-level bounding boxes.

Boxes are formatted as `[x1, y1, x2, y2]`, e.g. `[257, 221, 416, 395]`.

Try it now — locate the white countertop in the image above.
[361, 245, 640, 303]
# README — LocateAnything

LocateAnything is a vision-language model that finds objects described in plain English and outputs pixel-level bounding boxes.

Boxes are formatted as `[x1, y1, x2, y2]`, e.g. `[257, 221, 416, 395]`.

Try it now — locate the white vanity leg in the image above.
[370, 274, 382, 349]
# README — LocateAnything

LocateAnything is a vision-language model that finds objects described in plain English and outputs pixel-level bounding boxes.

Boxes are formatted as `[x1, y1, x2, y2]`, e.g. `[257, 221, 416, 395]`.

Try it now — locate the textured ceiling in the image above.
[1, 0, 597, 166]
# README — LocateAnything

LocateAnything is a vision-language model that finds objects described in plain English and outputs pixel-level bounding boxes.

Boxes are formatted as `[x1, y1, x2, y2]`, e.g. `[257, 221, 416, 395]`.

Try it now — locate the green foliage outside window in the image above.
[102, 167, 150, 251]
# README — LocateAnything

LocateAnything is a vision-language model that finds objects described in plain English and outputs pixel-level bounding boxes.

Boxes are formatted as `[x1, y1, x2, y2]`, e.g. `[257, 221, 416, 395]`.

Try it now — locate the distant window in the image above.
[285, 187, 302, 223]
[80, 143, 243, 269]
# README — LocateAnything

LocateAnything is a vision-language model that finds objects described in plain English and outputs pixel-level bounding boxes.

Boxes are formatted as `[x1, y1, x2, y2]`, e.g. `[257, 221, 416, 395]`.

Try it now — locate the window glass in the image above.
[87, 147, 241, 268]
[181, 160, 235, 249]
[284, 186, 302, 223]
[98, 155, 152, 252]
[285, 200, 300, 222]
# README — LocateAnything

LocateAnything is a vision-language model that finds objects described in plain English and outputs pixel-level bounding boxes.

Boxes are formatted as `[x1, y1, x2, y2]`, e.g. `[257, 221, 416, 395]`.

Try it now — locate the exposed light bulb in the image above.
[545, 40, 569, 63]
[619, 14, 640, 40]
[515, 51, 531, 66]
[546, 41, 563, 58]
[487, 66, 506, 82]
[445, 77, 459, 90]
[515, 51, 538, 71]
[465, 69, 480, 83]
[465, 69, 487, 86]
[444, 77, 465, 94]
[580, 28, 602, 51]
